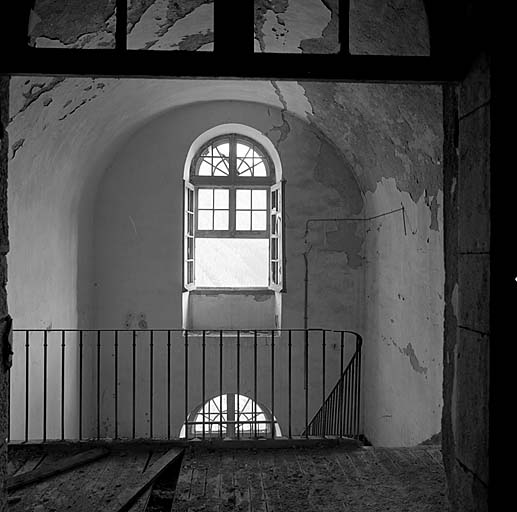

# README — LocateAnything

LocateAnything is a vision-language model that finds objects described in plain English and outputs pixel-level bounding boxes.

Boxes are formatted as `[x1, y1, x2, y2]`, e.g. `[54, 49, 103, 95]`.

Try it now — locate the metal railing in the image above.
[9, 329, 362, 442]
[303, 333, 362, 438]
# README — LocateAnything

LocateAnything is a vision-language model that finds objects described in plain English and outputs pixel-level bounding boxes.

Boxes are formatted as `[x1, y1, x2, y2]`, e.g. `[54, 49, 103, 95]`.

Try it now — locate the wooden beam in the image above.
[7, 447, 110, 491]
[115, 0, 128, 51]
[214, 0, 254, 55]
[103, 448, 183, 512]
[0, 48, 466, 84]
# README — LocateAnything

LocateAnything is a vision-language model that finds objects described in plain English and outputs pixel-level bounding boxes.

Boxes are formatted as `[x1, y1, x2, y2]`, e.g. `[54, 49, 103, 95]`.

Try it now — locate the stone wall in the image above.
[442, 51, 490, 511]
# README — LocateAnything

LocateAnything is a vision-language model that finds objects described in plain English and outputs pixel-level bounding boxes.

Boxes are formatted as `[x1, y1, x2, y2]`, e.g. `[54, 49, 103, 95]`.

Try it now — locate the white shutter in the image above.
[269, 180, 285, 292]
[184, 181, 195, 290]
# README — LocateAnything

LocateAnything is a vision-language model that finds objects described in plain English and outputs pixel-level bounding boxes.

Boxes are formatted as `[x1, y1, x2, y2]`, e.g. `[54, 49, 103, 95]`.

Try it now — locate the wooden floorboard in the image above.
[171, 444, 446, 512]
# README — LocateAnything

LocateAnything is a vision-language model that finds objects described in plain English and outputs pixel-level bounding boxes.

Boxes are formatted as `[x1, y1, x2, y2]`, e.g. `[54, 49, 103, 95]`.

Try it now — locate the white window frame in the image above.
[183, 134, 285, 291]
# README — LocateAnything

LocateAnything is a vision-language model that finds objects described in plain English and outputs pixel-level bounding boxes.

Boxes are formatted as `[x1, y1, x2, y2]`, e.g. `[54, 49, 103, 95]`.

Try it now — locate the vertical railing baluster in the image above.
[219, 330, 223, 439]
[344, 357, 350, 437]
[304, 330, 308, 438]
[25, 331, 29, 442]
[43, 331, 47, 442]
[271, 329, 275, 439]
[322, 330, 326, 437]
[339, 332, 344, 437]
[185, 330, 189, 440]
[97, 330, 101, 440]
[167, 330, 171, 440]
[149, 330, 153, 439]
[132, 330, 136, 439]
[201, 330, 206, 440]
[79, 330, 83, 440]
[61, 330, 65, 440]
[288, 330, 292, 439]
[356, 335, 362, 435]
[236, 330, 240, 440]
[254, 330, 257, 438]
[114, 330, 118, 440]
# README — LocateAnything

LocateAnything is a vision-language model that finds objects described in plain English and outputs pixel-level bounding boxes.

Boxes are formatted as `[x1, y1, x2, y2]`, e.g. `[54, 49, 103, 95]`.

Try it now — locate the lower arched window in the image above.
[180, 393, 281, 439]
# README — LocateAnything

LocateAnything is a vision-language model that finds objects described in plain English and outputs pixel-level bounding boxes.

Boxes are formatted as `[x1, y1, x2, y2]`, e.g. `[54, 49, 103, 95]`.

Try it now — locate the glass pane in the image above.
[254, 161, 267, 176]
[215, 142, 230, 157]
[237, 160, 252, 176]
[236, 189, 251, 209]
[252, 189, 267, 210]
[271, 214, 277, 234]
[236, 211, 251, 230]
[214, 189, 229, 209]
[236, 142, 252, 158]
[252, 211, 267, 230]
[198, 189, 213, 209]
[271, 238, 278, 259]
[214, 210, 229, 230]
[198, 160, 212, 176]
[198, 210, 213, 230]
[195, 239, 269, 287]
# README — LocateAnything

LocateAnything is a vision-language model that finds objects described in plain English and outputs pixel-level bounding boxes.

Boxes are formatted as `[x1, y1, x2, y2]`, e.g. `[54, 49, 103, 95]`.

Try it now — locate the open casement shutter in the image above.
[269, 180, 285, 292]
[184, 181, 195, 291]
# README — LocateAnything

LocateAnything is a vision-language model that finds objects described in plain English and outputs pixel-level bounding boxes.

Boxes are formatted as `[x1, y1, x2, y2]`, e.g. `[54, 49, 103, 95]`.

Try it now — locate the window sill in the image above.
[188, 288, 274, 296]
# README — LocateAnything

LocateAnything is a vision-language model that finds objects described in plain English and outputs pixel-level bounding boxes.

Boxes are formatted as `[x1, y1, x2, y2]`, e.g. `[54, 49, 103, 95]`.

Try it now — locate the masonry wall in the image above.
[442, 52, 490, 511]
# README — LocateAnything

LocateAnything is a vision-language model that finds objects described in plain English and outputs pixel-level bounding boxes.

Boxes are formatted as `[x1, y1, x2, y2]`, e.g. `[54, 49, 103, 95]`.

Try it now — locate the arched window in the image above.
[184, 134, 284, 290]
[180, 393, 282, 439]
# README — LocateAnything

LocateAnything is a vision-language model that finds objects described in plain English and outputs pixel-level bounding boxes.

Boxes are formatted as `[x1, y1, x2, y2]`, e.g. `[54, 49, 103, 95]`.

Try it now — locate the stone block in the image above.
[454, 328, 489, 485]
[458, 254, 489, 334]
[458, 105, 490, 253]
[459, 51, 491, 118]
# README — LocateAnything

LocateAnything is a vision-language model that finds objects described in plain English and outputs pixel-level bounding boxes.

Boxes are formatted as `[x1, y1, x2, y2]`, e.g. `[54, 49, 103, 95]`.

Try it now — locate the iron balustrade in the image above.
[9, 329, 362, 442]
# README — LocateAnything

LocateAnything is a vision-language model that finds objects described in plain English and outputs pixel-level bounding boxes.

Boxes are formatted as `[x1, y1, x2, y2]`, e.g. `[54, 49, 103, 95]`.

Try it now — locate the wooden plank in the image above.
[7, 448, 109, 491]
[128, 485, 153, 512]
[103, 448, 183, 512]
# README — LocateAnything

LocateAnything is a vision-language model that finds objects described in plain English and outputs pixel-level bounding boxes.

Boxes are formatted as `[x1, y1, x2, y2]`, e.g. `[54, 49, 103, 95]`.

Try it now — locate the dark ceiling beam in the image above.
[0, 48, 467, 84]
[214, 0, 254, 55]
[115, 0, 128, 51]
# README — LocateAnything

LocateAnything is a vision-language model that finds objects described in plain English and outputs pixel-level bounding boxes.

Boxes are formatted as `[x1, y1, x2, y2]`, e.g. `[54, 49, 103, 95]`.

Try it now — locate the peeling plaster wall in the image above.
[298, 80, 444, 446]
[0, 77, 9, 512]
[7, 0, 442, 447]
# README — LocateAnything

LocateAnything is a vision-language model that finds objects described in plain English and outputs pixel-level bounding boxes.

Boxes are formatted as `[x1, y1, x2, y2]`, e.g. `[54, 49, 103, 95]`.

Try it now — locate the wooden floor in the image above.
[7, 442, 447, 511]
[7, 444, 180, 512]
[172, 444, 447, 512]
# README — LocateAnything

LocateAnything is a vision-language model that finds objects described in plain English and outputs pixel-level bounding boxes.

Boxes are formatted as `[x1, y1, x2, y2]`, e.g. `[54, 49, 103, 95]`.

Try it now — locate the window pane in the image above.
[236, 211, 251, 230]
[214, 189, 229, 209]
[236, 189, 251, 209]
[236, 142, 252, 158]
[199, 160, 212, 176]
[198, 189, 213, 209]
[215, 142, 230, 157]
[214, 210, 229, 230]
[198, 210, 213, 230]
[252, 211, 267, 230]
[254, 161, 267, 176]
[195, 238, 269, 287]
[252, 189, 267, 209]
